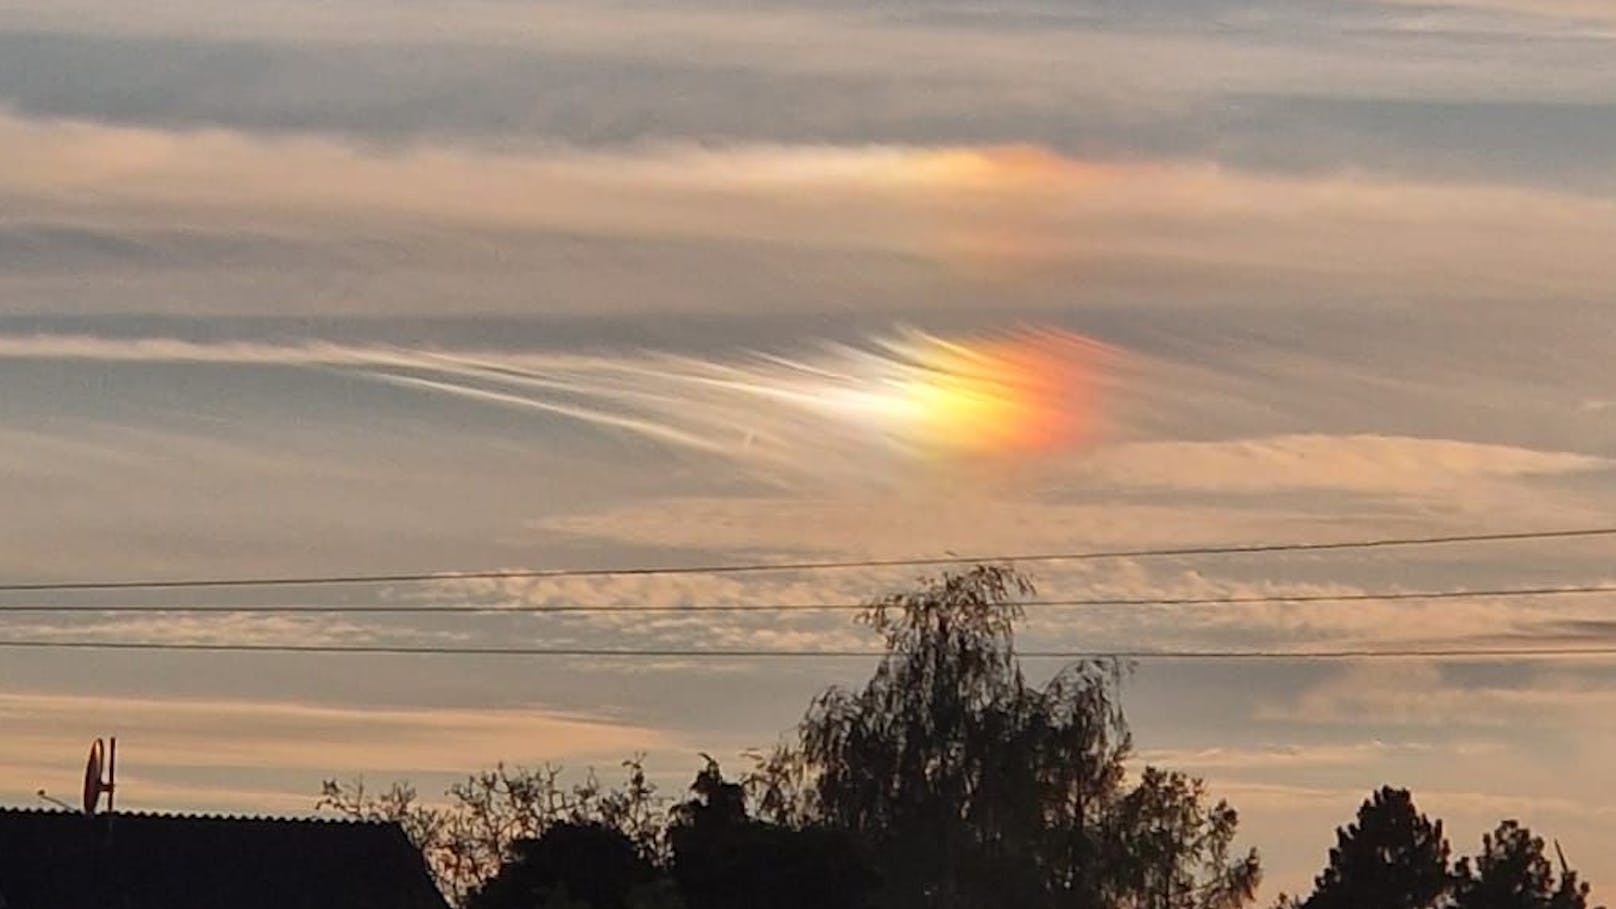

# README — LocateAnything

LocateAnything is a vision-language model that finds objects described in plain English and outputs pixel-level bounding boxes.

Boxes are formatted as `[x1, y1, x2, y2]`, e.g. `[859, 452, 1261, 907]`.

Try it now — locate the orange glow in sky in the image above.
[807, 327, 1115, 460]
[350, 326, 1120, 476]
[901, 145, 1099, 191]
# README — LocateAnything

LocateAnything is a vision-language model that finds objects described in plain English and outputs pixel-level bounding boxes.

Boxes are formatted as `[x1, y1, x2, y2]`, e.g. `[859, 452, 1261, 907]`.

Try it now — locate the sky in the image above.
[2, 0, 1615, 898]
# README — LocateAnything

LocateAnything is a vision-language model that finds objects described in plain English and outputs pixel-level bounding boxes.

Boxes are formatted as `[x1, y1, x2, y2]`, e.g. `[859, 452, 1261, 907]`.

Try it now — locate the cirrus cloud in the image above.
[6, 110, 1616, 311]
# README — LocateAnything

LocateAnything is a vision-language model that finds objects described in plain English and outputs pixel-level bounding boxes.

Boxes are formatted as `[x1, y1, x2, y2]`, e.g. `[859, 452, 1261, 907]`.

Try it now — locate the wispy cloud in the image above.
[1068, 435, 1608, 494]
[1258, 662, 1616, 728]
[530, 496, 1346, 558]
[528, 430, 1606, 551]
[0, 612, 399, 647]
[6, 111, 1616, 306]
[1219, 778, 1616, 824]
[4, 0, 1612, 107]
[0, 689, 681, 785]
[1135, 740, 1485, 772]
[1378, 0, 1616, 26]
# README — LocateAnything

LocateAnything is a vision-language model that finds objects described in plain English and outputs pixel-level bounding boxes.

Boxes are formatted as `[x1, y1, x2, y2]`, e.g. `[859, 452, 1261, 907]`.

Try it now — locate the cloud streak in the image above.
[0, 689, 683, 814]
[6, 111, 1616, 309]
[1068, 435, 1608, 493]
[1379, 0, 1616, 26]
[0, 327, 1605, 489]
[6, 0, 1615, 107]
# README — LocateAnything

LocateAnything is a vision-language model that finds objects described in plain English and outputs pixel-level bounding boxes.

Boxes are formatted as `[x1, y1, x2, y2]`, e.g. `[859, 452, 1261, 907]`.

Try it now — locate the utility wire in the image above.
[2, 527, 1613, 594]
[3, 583, 1615, 614]
[0, 639, 1614, 660]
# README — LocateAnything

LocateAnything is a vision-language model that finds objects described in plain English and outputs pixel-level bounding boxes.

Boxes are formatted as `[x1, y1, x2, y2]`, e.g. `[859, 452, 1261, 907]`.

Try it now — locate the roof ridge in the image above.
[0, 805, 394, 825]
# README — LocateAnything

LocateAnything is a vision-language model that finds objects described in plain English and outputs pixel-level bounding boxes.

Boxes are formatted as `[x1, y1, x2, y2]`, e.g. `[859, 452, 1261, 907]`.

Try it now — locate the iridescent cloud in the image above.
[350, 327, 1122, 479]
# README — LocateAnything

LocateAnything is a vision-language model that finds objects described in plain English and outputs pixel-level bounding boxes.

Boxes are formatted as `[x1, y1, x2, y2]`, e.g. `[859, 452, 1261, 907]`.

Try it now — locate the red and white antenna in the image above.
[82, 737, 116, 816]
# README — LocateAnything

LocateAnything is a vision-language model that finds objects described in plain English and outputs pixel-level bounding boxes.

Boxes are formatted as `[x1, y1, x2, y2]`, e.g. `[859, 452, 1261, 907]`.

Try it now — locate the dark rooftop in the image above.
[0, 808, 449, 909]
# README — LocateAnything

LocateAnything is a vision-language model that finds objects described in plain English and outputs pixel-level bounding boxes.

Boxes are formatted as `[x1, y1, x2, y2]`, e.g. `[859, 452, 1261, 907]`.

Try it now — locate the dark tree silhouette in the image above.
[320, 759, 665, 905]
[1454, 821, 1600, 909]
[1105, 766, 1262, 909]
[465, 822, 654, 909]
[318, 568, 1616, 909]
[749, 565, 1260, 909]
[1300, 787, 1451, 909]
[669, 757, 875, 909]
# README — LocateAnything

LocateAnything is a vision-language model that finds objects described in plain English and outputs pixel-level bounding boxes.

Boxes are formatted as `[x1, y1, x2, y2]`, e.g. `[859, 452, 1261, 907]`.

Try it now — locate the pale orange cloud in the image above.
[1379, 0, 1616, 24]
[0, 690, 682, 812]
[6, 112, 1616, 298]
[1066, 435, 1609, 494]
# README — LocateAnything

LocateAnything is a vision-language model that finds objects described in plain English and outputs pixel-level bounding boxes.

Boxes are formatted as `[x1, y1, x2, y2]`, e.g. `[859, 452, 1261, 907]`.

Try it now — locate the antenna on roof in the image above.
[35, 789, 71, 811]
[82, 737, 116, 816]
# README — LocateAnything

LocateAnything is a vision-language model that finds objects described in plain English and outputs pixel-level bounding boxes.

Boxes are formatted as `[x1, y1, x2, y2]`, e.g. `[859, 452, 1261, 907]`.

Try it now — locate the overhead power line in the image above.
[0, 639, 1614, 661]
[3, 582, 1615, 614]
[2, 527, 1613, 594]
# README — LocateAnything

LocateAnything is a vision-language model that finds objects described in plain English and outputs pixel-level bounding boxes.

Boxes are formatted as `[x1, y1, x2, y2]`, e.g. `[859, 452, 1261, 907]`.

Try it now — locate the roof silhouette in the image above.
[0, 807, 449, 909]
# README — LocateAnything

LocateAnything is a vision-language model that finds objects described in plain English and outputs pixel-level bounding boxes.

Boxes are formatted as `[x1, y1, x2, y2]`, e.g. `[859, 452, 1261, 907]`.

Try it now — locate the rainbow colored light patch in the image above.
[352, 326, 1120, 480]
[813, 328, 1110, 459]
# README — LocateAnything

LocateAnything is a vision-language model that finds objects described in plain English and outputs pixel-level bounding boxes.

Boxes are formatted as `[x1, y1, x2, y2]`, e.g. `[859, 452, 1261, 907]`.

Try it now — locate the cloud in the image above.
[1005, 560, 1616, 655]
[6, 18, 1616, 198]
[1182, 774, 1616, 899]
[1221, 778, 1616, 825]
[6, 0, 1615, 109]
[1259, 662, 1616, 728]
[0, 688, 684, 817]
[0, 330, 1113, 482]
[1134, 740, 1503, 772]
[0, 689, 678, 778]
[1068, 435, 1608, 494]
[0, 612, 405, 647]
[531, 495, 1350, 559]
[527, 428, 1607, 554]
[9, 333, 1599, 492]
[0, 335, 382, 365]
[0, 113, 1111, 255]
[1378, 0, 1616, 26]
[1152, 664, 1616, 897]
[6, 111, 1616, 312]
